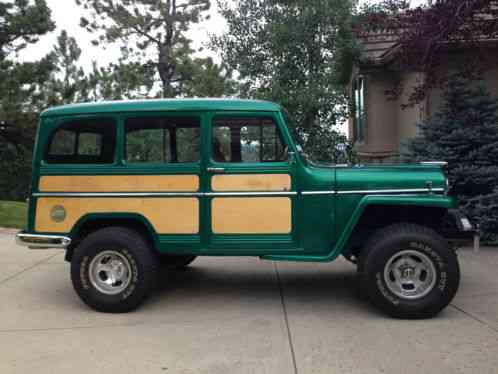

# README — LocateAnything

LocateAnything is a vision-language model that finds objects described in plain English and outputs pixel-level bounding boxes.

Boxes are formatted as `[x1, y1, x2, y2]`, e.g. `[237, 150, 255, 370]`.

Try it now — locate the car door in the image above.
[204, 111, 299, 253]
[122, 113, 203, 253]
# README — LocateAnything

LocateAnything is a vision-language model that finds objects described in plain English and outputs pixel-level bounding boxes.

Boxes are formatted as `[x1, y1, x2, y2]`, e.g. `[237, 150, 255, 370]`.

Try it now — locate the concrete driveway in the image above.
[1, 231, 497, 374]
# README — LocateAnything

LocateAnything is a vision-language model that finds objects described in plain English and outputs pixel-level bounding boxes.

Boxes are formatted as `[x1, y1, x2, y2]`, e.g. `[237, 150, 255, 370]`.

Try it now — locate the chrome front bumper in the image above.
[16, 232, 71, 249]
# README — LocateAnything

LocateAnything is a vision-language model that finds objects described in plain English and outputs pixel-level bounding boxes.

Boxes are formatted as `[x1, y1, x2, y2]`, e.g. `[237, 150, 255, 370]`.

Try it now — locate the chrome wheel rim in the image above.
[383, 249, 437, 300]
[89, 250, 132, 295]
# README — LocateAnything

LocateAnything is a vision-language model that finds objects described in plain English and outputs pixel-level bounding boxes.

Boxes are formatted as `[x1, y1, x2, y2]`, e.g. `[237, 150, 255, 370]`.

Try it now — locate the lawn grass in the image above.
[0, 200, 27, 229]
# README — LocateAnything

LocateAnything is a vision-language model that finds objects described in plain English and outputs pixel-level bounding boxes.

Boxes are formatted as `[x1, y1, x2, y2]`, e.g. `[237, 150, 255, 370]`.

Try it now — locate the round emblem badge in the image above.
[50, 205, 66, 222]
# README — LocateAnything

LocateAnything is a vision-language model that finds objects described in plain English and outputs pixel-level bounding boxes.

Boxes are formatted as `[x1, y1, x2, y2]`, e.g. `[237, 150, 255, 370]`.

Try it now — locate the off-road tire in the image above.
[358, 223, 460, 319]
[158, 255, 197, 269]
[71, 227, 158, 313]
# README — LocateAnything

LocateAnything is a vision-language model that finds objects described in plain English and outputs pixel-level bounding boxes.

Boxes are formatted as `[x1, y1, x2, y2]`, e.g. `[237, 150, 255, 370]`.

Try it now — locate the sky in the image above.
[16, 0, 428, 136]
[18, 0, 227, 68]
[18, 0, 428, 67]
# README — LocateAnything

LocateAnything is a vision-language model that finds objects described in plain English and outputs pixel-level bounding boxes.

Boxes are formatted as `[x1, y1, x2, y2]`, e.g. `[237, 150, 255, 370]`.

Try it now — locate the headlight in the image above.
[445, 178, 450, 194]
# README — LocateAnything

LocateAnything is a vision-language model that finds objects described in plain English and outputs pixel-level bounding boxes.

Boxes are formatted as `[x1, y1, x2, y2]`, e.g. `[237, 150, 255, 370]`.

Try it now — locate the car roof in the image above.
[40, 98, 281, 117]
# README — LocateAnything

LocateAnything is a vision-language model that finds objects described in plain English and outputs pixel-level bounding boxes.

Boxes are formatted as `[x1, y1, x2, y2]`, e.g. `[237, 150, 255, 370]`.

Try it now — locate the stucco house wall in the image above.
[349, 38, 498, 162]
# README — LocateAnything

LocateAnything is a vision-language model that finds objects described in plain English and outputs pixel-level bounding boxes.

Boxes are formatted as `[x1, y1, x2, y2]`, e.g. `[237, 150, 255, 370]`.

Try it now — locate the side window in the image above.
[125, 117, 200, 164]
[45, 119, 116, 164]
[212, 117, 287, 163]
[78, 132, 101, 156]
[49, 130, 76, 155]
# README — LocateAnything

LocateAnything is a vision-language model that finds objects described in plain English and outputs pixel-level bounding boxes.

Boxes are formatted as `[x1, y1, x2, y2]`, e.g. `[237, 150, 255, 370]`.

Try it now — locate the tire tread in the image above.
[358, 223, 459, 319]
[71, 226, 159, 313]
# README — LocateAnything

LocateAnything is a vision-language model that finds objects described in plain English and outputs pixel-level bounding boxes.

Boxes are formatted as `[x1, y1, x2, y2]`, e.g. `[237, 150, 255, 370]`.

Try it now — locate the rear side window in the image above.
[125, 117, 200, 164]
[45, 119, 116, 164]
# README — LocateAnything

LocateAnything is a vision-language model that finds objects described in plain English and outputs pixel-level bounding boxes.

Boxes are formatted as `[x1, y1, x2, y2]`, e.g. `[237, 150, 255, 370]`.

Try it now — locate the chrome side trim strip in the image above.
[16, 232, 71, 249]
[32, 188, 444, 198]
[302, 188, 445, 196]
[204, 191, 297, 197]
[33, 191, 297, 198]
[420, 161, 448, 166]
[336, 188, 445, 195]
[301, 191, 335, 196]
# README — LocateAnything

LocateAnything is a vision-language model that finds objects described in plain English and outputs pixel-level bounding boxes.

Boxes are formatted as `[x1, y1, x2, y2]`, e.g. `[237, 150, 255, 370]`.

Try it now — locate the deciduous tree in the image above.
[213, 0, 357, 162]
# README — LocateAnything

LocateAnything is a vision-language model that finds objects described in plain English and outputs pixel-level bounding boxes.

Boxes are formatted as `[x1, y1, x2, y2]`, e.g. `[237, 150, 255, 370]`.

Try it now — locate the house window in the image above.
[353, 76, 365, 143]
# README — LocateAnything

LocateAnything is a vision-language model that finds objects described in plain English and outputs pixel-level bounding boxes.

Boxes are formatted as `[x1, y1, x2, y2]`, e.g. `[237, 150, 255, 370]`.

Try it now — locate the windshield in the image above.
[281, 108, 307, 155]
[281, 107, 352, 165]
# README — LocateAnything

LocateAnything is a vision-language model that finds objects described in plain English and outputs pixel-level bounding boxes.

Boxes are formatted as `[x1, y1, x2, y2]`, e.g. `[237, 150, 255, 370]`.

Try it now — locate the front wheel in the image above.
[358, 223, 460, 319]
[71, 227, 158, 313]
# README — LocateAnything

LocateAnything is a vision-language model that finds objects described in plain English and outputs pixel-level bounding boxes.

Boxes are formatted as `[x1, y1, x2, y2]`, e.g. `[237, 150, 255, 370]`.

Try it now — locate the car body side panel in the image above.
[203, 110, 300, 253]
[35, 197, 200, 234]
[295, 165, 335, 255]
[39, 174, 200, 192]
[29, 113, 205, 254]
[262, 194, 457, 262]
[26, 104, 456, 261]
[334, 165, 448, 250]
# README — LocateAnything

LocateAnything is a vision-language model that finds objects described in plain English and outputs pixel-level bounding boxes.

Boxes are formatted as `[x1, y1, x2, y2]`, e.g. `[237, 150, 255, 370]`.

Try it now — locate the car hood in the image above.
[334, 164, 447, 193]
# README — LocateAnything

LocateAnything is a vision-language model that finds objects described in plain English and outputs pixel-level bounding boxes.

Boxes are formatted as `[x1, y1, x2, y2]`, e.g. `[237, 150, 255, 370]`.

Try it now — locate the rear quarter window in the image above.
[45, 118, 117, 164]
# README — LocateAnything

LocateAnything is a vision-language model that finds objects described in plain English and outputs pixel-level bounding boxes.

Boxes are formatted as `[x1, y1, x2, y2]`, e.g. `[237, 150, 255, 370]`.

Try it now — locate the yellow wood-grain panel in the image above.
[36, 197, 199, 234]
[39, 175, 199, 192]
[211, 174, 291, 191]
[211, 197, 291, 234]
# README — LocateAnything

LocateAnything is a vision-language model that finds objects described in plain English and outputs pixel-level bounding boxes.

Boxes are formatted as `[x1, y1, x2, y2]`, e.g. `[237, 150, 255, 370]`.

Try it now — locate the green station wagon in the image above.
[16, 99, 474, 318]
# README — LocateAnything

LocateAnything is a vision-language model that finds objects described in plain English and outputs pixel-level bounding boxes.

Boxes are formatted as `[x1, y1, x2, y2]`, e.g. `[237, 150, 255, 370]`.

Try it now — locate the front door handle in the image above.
[207, 167, 225, 173]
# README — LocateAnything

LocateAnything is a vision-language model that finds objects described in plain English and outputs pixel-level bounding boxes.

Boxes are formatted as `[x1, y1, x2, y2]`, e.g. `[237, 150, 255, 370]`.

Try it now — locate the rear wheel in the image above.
[71, 227, 158, 313]
[358, 223, 460, 319]
[158, 255, 197, 269]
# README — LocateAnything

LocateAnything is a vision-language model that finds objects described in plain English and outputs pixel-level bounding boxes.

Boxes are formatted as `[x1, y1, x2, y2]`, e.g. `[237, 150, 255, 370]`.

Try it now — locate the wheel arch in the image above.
[336, 194, 456, 261]
[66, 213, 160, 262]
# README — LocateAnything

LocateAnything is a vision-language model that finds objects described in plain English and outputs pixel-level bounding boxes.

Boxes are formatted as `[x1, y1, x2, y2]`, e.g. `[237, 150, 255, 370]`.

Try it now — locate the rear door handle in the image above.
[207, 167, 225, 173]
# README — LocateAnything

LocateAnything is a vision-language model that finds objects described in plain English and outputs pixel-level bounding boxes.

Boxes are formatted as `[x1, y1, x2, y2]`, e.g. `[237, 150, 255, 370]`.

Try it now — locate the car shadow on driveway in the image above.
[148, 259, 384, 319]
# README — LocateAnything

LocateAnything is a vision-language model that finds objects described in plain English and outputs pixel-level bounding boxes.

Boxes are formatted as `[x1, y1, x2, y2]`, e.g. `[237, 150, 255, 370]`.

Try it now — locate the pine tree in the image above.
[77, 0, 212, 98]
[402, 77, 498, 241]
[0, 0, 55, 201]
[41, 30, 89, 106]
